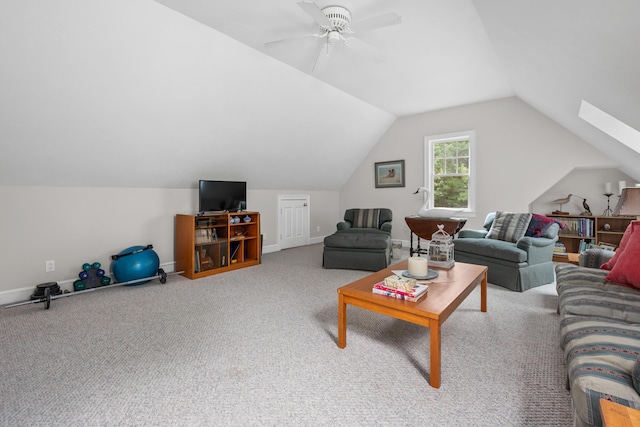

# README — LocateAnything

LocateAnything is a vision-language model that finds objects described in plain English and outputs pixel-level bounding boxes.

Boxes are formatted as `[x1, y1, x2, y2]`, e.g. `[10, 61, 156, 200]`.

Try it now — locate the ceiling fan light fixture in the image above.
[327, 31, 341, 44]
[268, 2, 401, 72]
[321, 6, 351, 32]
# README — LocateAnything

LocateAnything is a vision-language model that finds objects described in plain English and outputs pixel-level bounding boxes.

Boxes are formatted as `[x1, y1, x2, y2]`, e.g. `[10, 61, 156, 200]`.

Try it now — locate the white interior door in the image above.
[278, 196, 309, 249]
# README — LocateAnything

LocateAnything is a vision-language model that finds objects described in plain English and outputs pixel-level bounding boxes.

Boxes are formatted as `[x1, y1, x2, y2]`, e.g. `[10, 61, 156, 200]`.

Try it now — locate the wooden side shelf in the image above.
[175, 212, 261, 279]
[552, 252, 579, 265]
[596, 216, 636, 247]
[548, 214, 635, 259]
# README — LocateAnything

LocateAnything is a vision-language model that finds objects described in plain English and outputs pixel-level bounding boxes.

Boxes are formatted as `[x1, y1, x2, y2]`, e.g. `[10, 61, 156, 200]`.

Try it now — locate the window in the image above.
[424, 130, 476, 214]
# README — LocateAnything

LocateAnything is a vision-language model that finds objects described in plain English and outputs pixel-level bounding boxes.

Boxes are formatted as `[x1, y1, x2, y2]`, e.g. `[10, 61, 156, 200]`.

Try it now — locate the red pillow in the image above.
[605, 221, 640, 288]
[601, 221, 638, 270]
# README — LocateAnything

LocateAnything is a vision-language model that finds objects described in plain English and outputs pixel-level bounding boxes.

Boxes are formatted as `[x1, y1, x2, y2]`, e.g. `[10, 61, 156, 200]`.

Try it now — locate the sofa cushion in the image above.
[454, 237, 527, 263]
[606, 221, 640, 289]
[560, 315, 640, 427]
[556, 263, 640, 323]
[601, 221, 638, 270]
[323, 229, 390, 250]
[351, 209, 381, 229]
[486, 211, 532, 243]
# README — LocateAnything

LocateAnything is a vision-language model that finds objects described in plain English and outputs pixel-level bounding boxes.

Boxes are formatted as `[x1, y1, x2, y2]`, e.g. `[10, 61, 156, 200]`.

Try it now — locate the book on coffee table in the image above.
[372, 280, 429, 302]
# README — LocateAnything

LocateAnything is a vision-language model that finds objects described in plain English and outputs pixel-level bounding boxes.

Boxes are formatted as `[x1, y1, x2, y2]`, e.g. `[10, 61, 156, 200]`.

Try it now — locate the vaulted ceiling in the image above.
[154, 0, 514, 117]
[1, 0, 638, 190]
[154, 0, 640, 180]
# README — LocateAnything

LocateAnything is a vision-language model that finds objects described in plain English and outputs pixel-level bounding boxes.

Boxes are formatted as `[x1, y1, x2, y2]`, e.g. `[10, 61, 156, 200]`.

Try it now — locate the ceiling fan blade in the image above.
[312, 40, 334, 73]
[344, 37, 386, 63]
[351, 11, 401, 33]
[297, 1, 332, 29]
[264, 33, 319, 48]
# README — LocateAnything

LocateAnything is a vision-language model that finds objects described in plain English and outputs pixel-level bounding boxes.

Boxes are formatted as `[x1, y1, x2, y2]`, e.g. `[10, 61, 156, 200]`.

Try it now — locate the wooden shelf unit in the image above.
[548, 214, 635, 255]
[175, 212, 261, 279]
[595, 216, 636, 248]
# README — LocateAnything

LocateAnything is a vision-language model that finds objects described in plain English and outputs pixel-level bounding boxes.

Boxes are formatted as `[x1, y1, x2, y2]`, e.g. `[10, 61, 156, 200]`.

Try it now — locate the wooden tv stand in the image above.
[175, 212, 261, 279]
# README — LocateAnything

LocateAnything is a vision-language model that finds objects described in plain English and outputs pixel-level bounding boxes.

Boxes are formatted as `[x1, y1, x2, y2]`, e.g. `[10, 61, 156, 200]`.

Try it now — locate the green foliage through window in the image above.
[432, 139, 469, 209]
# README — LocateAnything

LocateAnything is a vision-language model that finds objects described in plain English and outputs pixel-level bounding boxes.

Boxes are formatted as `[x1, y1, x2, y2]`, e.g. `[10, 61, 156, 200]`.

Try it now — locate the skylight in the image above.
[579, 100, 640, 154]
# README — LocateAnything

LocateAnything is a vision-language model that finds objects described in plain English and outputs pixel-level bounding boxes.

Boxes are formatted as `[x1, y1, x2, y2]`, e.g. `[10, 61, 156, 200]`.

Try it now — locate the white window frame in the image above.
[424, 130, 476, 216]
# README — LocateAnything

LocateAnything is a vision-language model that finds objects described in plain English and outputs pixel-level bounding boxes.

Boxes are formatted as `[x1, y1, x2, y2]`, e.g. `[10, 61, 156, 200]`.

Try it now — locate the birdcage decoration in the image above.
[429, 224, 455, 269]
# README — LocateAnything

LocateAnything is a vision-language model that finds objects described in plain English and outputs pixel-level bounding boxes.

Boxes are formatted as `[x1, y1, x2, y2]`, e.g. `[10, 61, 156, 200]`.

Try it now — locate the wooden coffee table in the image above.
[337, 260, 487, 388]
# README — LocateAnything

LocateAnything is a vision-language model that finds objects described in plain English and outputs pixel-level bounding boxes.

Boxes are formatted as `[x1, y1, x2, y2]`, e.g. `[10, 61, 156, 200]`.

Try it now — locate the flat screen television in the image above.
[199, 180, 247, 213]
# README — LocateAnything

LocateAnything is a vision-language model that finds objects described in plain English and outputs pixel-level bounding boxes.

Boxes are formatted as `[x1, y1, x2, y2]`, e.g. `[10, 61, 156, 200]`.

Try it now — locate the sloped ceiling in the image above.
[472, 0, 640, 180]
[0, 0, 394, 190]
[154, 0, 640, 180]
[1, 0, 639, 191]
[153, 0, 514, 117]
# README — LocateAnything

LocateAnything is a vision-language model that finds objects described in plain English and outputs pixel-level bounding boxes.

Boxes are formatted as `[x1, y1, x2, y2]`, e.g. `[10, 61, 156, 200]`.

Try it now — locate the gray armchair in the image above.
[453, 212, 560, 291]
[579, 247, 615, 268]
[337, 208, 393, 233]
[323, 208, 393, 271]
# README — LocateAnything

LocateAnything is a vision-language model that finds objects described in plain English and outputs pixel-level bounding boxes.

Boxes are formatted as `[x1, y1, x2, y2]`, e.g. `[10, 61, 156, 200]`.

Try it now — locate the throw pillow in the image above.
[483, 212, 496, 230]
[352, 209, 380, 229]
[525, 214, 567, 237]
[605, 221, 640, 288]
[600, 221, 638, 270]
[633, 358, 640, 394]
[485, 212, 533, 243]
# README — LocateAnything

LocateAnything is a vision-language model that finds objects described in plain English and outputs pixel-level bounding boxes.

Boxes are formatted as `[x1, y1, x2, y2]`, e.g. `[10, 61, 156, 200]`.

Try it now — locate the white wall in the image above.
[0, 0, 394, 190]
[0, 97, 628, 305]
[339, 97, 618, 242]
[249, 189, 339, 244]
[530, 167, 637, 215]
[0, 186, 338, 304]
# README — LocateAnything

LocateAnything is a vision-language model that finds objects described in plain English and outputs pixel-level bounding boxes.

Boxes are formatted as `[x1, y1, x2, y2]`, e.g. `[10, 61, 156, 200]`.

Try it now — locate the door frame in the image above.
[277, 195, 310, 250]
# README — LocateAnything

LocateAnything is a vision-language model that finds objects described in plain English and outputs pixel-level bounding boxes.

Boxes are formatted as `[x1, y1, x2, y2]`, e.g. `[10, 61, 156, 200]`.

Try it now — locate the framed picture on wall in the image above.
[375, 160, 405, 188]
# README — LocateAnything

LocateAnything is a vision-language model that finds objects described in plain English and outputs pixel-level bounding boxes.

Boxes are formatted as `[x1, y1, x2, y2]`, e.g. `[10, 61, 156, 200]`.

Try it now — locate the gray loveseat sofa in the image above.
[453, 212, 561, 292]
[323, 208, 392, 271]
[557, 236, 640, 427]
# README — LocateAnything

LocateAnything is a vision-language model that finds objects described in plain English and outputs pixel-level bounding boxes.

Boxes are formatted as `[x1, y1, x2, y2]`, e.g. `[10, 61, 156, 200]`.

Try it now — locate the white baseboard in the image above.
[1, 261, 177, 307]
[309, 236, 325, 245]
[0, 286, 43, 307]
[262, 236, 325, 255]
[262, 244, 279, 254]
[2, 241, 410, 306]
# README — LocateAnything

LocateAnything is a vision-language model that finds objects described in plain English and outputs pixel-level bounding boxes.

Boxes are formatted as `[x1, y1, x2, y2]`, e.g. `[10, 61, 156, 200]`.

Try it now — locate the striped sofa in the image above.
[556, 251, 640, 427]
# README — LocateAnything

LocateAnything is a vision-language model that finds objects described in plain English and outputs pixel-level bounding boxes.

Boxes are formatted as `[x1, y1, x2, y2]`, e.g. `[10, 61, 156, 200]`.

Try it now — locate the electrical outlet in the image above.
[45, 260, 55, 272]
[317, 226, 320, 232]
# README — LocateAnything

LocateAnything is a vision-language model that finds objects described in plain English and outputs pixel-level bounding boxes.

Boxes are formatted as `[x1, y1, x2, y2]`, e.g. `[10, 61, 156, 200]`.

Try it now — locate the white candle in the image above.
[408, 256, 428, 277]
[619, 181, 627, 195]
[605, 182, 612, 194]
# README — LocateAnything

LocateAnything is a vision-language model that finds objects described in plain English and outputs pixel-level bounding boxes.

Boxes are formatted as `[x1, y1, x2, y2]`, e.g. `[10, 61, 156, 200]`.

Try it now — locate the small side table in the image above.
[600, 398, 640, 426]
[404, 216, 466, 257]
[552, 252, 580, 265]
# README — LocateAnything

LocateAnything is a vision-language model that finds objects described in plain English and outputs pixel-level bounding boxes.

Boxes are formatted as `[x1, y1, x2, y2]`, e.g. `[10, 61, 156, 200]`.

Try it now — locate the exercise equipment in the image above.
[73, 261, 110, 291]
[4, 268, 181, 310]
[111, 245, 159, 285]
[5, 244, 181, 310]
[31, 282, 62, 303]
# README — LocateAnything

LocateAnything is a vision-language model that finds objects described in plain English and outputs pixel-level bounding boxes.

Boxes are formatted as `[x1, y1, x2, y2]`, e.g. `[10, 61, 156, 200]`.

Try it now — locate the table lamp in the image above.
[613, 187, 640, 217]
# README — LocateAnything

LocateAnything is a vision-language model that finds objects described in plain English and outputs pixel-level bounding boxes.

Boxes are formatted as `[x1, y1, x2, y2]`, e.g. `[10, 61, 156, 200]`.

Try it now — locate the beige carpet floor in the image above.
[0, 243, 572, 426]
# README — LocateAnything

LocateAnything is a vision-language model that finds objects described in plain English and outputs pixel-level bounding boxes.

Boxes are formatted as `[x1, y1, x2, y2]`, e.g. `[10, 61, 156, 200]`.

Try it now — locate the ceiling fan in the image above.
[264, 1, 402, 72]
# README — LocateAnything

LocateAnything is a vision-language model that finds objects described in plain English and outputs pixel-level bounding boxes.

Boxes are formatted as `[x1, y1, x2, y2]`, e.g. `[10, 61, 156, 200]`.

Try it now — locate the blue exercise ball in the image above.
[111, 245, 159, 285]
